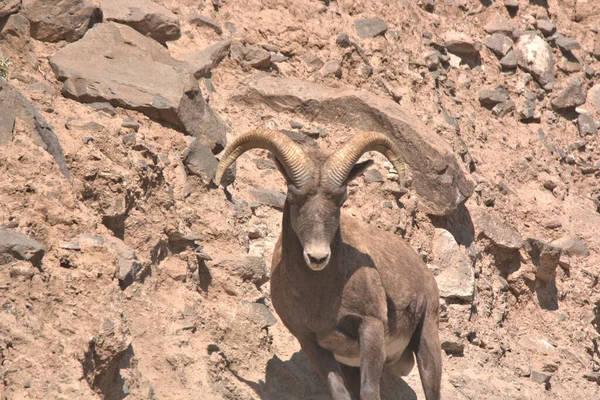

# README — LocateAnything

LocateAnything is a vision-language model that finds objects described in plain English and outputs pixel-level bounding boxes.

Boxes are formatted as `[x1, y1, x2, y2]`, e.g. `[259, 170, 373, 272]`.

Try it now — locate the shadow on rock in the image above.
[231, 351, 417, 400]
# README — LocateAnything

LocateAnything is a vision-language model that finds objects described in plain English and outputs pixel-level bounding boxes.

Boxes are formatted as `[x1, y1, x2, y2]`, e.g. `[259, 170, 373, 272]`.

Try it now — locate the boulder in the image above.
[431, 229, 475, 301]
[0, 229, 45, 267]
[0, 80, 70, 178]
[514, 33, 554, 90]
[50, 22, 227, 152]
[354, 18, 388, 39]
[98, 0, 181, 43]
[238, 76, 474, 215]
[22, 0, 102, 43]
[0, 0, 20, 18]
[178, 39, 231, 79]
[182, 138, 219, 184]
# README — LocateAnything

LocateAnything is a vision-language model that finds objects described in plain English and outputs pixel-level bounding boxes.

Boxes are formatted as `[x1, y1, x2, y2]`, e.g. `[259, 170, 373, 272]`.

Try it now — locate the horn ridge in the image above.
[215, 129, 311, 188]
[324, 132, 406, 187]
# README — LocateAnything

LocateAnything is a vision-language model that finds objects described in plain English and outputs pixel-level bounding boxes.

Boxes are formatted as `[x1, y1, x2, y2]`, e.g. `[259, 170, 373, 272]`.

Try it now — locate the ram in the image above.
[216, 129, 441, 400]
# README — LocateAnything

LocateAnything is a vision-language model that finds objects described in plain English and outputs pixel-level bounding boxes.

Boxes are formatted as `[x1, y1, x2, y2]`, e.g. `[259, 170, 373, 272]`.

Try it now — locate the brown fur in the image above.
[270, 150, 442, 400]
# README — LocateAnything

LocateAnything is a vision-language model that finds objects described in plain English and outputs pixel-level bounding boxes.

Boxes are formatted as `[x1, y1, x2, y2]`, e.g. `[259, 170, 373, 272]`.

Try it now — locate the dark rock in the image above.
[518, 92, 537, 121]
[492, 100, 515, 117]
[514, 33, 554, 90]
[66, 120, 104, 132]
[106, 237, 146, 289]
[250, 188, 286, 209]
[503, 0, 519, 8]
[484, 13, 513, 35]
[354, 18, 388, 39]
[471, 207, 523, 249]
[551, 81, 586, 110]
[280, 129, 317, 147]
[441, 339, 465, 356]
[577, 113, 597, 136]
[530, 370, 552, 387]
[500, 50, 517, 69]
[583, 372, 600, 383]
[585, 66, 595, 79]
[0, 229, 45, 266]
[485, 34, 514, 57]
[189, 14, 222, 35]
[363, 169, 384, 183]
[558, 55, 583, 74]
[432, 229, 475, 301]
[553, 33, 580, 52]
[0, 80, 70, 178]
[536, 20, 556, 36]
[231, 44, 271, 69]
[178, 39, 231, 79]
[50, 22, 227, 153]
[244, 302, 278, 328]
[417, 0, 434, 12]
[122, 133, 136, 147]
[0, 0, 20, 18]
[23, 0, 102, 43]
[479, 86, 510, 108]
[219, 256, 269, 286]
[89, 102, 116, 116]
[99, 0, 181, 43]
[544, 220, 562, 229]
[336, 33, 351, 48]
[239, 76, 474, 215]
[121, 118, 140, 132]
[182, 139, 220, 184]
[289, 120, 303, 129]
[305, 53, 324, 71]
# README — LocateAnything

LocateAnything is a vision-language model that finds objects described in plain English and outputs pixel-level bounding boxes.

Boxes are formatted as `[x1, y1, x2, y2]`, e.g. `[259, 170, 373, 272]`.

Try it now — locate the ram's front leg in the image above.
[298, 335, 353, 400]
[359, 318, 385, 400]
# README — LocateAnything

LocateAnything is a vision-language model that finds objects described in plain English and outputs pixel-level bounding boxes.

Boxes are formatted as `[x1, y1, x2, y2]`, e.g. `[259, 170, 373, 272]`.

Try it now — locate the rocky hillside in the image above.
[1, 0, 600, 399]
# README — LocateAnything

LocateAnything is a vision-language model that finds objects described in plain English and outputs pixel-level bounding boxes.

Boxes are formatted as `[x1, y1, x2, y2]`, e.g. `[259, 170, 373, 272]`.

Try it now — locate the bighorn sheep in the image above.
[215, 129, 441, 400]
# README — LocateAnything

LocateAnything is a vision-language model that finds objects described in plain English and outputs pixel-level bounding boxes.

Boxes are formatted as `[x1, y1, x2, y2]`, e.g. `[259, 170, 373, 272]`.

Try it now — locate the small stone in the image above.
[245, 302, 278, 328]
[354, 18, 388, 39]
[504, 0, 518, 7]
[551, 82, 586, 110]
[443, 31, 481, 55]
[577, 113, 597, 136]
[536, 20, 556, 36]
[514, 33, 555, 90]
[417, 0, 434, 12]
[281, 129, 318, 147]
[59, 240, 81, 251]
[189, 14, 222, 35]
[289, 120, 303, 129]
[554, 33, 580, 52]
[544, 220, 562, 229]
[431, 229, 475, 301]
[220, 256, 269, 286]
[300, 128, 320, 138]
[382, 201, 393, 209]
[364, 169, 384, 183]
[484, 13, 513, 35]
[542, 363, 558, 373]
[320, 60, 342, 78]
[471, 208, 523, 249]
[585, 66, 595, 79]
[249, 188, 286, 209]
[336, 33, 351, 48]
[492, 100, 515, 117]
[0, 229, 45, 266]
[231, 44, 271, 69]
[500, 50, 517, 69]
[531, 370, 552, 388]
[122, 133, 136, 147]
[583, 372, 600, 383]
[122, 118, 140, 132]
[479, 86, 510, 108]
[485, 34, 514, 57]
[305, 53, 324, 72]
[89, 102, 116, 116]
[441, 339, 465, 356]
[182, 139, 220, 185]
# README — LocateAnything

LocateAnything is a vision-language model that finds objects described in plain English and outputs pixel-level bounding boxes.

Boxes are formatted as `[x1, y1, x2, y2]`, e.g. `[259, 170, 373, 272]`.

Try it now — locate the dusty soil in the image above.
[2, 0, 600, 399]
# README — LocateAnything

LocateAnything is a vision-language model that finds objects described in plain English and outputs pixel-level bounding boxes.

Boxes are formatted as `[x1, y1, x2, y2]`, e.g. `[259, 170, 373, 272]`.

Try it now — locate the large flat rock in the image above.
[50, 22, 227, 152]
[22, 0, 102, 43]
[98, 0, 181, 43]
[237, 76, 473, 215]
[0, 80, 70, 178]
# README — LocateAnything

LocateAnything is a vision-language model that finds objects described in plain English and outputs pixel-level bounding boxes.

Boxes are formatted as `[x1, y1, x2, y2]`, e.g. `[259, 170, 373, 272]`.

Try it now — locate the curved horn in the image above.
[324, 132, 406, 187]
[215, 129, 311, 187]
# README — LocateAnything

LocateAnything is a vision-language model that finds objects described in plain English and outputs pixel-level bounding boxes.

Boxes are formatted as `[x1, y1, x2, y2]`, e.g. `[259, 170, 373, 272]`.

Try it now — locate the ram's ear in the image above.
[346, 160, 374, 183]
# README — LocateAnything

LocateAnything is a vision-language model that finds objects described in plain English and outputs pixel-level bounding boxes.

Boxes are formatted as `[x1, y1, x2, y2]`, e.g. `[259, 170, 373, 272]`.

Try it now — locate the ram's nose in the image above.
[303, 246, 331, 271]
